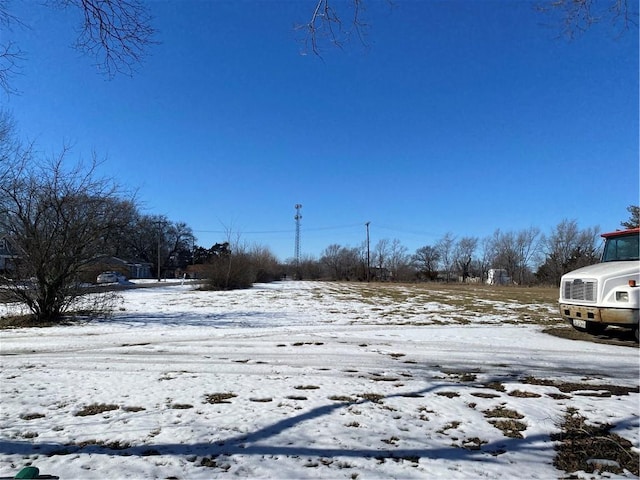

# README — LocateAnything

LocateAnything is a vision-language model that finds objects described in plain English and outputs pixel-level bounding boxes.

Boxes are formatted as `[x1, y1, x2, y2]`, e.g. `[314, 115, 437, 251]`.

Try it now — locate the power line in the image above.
[193, 223, 365, 235]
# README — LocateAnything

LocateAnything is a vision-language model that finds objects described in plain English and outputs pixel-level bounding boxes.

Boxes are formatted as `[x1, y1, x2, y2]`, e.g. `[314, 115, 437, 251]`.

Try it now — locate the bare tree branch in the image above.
[536, 0, 638, 39]
[297, 0, 371, 56]
[61, 0, 157, 78]
[0, 1, 26, 95]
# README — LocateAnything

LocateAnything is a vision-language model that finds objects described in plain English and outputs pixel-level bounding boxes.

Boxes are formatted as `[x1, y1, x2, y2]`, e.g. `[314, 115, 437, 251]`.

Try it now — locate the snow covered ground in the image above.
[0, 281, 638, 479]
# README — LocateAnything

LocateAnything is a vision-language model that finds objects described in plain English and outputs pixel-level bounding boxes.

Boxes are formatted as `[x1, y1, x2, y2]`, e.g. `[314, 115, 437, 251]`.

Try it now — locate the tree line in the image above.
[303, 206, 638, 284]
[1, 109, 638, 324]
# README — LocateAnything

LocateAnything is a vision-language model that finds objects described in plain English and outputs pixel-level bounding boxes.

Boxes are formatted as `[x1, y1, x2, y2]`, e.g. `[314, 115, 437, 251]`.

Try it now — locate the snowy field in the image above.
[0, 281, 638, 479]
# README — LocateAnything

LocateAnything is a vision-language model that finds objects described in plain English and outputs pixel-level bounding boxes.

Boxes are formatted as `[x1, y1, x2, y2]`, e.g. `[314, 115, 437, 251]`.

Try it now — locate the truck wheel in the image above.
[585, 322, 607, 335]
[634, 326, 639, 343]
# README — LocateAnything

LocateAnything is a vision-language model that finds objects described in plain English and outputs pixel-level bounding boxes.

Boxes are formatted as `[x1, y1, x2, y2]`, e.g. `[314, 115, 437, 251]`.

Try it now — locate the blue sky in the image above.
[5, 1, 638, 261]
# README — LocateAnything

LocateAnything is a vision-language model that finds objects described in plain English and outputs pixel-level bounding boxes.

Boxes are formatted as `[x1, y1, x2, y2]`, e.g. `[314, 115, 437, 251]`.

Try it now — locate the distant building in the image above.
[486, 268, 511, 285]
[84, 255, 153, 282]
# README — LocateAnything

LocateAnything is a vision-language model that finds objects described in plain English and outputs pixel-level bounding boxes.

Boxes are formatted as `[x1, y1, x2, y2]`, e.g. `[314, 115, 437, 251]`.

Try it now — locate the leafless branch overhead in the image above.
[61, 0, 156, 77]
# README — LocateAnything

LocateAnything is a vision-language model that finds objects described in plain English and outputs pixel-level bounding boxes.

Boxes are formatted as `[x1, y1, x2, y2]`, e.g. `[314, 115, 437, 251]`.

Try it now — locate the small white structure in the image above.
[487, 268, 511, 285]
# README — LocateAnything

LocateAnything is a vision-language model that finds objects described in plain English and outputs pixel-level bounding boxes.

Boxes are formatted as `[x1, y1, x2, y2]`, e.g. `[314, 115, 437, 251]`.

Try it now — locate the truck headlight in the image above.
[615, 291, 629, 302]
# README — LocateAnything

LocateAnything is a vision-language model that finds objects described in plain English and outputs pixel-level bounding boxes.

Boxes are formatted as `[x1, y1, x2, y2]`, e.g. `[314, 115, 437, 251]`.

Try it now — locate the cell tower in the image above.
[294, 204, 302, 266]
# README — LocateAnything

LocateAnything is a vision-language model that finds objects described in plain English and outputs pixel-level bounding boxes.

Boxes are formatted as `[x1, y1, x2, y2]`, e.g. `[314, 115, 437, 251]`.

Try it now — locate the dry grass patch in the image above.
[286, 395, 308, 401]
[437, 421, 461, 434]
[471, 392, 501, 399]
[122, 405, 146, 412]
[484, 405, 527, 438]
[489, 419, 528, 438]
[20, 412, 46, 420]
[553, 408, 639, 476]
[461, 437, 488, 450]
[328, 395, 358, 403]
[483, 406, 524, 419]
[204, 393, 237, 404]
[523, 376, 639, 396]
[331, 282, 559, 324]
[358, 393, 384, 403]
[75, 403, 119, 416]
[436, 391, 460, 398]
[508, 390, 542, 398]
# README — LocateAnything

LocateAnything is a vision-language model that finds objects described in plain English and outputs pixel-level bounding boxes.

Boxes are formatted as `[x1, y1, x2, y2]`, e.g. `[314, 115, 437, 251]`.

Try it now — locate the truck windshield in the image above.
[602, 234, 640, 262]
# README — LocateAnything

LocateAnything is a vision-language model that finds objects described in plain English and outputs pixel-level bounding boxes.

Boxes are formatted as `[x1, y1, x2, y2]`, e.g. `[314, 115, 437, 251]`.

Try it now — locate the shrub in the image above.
[200, 245, 282, 291]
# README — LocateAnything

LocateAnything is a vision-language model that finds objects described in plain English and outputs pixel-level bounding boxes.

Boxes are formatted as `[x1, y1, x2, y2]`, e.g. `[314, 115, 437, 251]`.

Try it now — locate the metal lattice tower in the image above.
[294, 204, 302, 266]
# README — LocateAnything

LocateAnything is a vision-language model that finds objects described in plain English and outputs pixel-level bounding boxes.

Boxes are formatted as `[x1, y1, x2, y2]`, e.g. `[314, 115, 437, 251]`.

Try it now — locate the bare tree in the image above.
[435, 232, 456, 282]
[488, 229, 519, 281]
[476, 236, 495, 283]
[454, 236, 478, 283]
[536, 219, 601, 285]
[0, 150, 134, 323]
[372, 238, 390, 280]
[514, 227, 542, 285]
[320, 243, 360, 280]
[412, 245, 440, 281]
[387, 238, 410, 281]
[1, 0, 155, 94]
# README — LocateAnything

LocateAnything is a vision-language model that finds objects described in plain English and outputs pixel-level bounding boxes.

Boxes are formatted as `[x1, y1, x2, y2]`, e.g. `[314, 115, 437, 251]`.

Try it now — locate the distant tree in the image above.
[536, 219, 600, 285]
[115, 214, 195, 279]
[412, 245, 440, 281]
[0, 150, 134, 323]
[193, 242, 231, 265]
[249, 244, 282, 283]
[387, 238, 411, 281]
[487, 229, 519, 282]
[514, 227, 542, 285]
[435, 232, 456, 282]
[476, 236, 495, 283]
[621, 205, 639, 229]
[372, 238, 390, 280]
[454, 236, 478, 283]
[320, 243, 360, 280]
[486, 228, 542, 284]
[164, 221, 196, 273]
[288, 254, 322, 280]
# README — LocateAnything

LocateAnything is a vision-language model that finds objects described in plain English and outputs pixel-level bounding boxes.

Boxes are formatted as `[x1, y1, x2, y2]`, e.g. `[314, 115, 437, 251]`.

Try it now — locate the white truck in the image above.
[559, 227, 639, 342]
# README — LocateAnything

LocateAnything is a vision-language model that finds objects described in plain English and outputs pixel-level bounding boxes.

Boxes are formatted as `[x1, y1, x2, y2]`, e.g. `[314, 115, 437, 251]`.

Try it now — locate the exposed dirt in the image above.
[543, 325, 638, 348]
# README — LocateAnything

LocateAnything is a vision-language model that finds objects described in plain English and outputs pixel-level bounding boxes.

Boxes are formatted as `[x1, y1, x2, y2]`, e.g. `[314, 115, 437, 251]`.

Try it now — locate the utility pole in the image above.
[156, 220, 165, 282]
[157, 222, 162, 282]
[365, 221, 371, 282]
[294, 204, 302, 278]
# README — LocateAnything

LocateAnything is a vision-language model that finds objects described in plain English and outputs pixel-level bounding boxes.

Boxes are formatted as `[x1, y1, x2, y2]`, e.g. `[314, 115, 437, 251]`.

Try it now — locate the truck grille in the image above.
[563, 279, 597, 302]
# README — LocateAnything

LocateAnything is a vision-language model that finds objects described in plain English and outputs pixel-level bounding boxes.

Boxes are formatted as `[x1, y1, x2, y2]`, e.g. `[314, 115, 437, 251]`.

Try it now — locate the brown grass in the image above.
[553, 408, 639, 476]
[75, 403, 119, 417]
[203, 393, 237, 404]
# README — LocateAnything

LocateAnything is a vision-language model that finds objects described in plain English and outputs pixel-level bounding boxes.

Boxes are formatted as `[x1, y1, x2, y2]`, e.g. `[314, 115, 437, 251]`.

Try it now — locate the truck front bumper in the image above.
[559, 303, 639, 326]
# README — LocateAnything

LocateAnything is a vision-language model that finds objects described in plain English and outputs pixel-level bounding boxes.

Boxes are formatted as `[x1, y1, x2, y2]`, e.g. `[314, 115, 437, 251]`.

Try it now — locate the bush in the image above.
[203, 253, 254, 290]
[200, 246, 282, 290]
